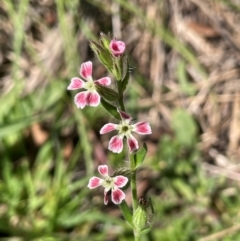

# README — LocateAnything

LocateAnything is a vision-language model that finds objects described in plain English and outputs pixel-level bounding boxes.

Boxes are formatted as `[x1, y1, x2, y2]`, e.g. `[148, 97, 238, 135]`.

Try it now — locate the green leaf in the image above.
[100, 98, 121, 120]
[132, 143, 148, 169]
[0, 82, 23, 122]
[95, 85, 119, 101]
[57, 210, 123, 227]
[119, 200, 133, 227]
[172, 178, 194, 201]
[140, 226, 152, 235]
[176, 60, 196, 96]
[0, 114, 45, 138]
[121, 55, 128, 80]
[89, 40, 102, 57]
[99, 49, 114, 71]
[171, 108, 197, 147]
[112, 60, 122, 80]
[99, 32, 111, 49]
[121, 55, 129, 91]
[133, 205, 147, 231]
[90, 40, 113, 71]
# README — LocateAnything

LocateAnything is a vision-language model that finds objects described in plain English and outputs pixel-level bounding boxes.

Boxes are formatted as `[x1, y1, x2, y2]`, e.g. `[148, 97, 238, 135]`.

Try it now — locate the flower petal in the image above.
[95, 77, 111, 86]
[118, 110, 132, 120]
[104, 189, 109, 205]
[74, 92, 87, 109]
[111, 188, 126, 204]
[114, 175, 128, 188]
[87, 177, 103, 189]
[98, 165, 109, 176]
[80, 61, 92, 79]
[132, 121, 152, 135]
[108, 135, 124, 153]
[86, 91, 100, 107]
[127, 134, 139, 153]
[110, 40, 126, 57]
[67, 77, 85, 90]
[100, 123, 118, 134]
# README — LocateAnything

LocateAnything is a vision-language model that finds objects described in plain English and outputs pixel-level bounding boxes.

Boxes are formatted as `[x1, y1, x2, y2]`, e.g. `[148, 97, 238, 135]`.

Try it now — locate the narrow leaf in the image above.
[119, 200, 133, 227]
[100, 98, 121, 120]
[96, 85, 119, 101]
[133, 143, 148, 169]
[121, 56, 130, 91]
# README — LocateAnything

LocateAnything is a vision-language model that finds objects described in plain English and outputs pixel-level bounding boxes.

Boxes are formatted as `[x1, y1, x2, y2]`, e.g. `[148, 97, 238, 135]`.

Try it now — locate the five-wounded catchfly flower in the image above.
[109, 39, 126, 57]
[67, 61, 111, 109]
[100, 110, 152, 153]
[88, 165, 128, 205]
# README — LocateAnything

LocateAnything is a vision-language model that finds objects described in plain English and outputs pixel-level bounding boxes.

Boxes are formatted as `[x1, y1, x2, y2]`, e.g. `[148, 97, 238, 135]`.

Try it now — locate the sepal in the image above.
[89, 40, 113, 71]
[133, 205, 147, 232]
[133, 197, 154, 234]
[99, 32, 112, 49]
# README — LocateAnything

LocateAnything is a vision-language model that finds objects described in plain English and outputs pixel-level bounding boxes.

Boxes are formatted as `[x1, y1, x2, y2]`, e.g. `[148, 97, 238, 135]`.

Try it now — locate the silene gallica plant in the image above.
[68, 33, 154, 240]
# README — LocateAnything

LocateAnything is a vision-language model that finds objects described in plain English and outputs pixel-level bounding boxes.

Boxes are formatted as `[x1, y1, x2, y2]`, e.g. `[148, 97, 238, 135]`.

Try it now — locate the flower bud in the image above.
[133, 205, 148, 232]
[90, 41, 113, 71]
[133, 197, 154, 233]
[100, 32, 112, 50]
[110, 39, 126, 57]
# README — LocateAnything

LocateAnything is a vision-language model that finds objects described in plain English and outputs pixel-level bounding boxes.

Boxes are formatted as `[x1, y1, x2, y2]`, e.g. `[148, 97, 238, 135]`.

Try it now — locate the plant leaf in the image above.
[95, 85, 119, 101]
[119, 200, 133, 227]
[121, 55, 130, 91]
[171, 108, 197, 147]
[100, 98, 121, 120]
[133, 143, 148, 169]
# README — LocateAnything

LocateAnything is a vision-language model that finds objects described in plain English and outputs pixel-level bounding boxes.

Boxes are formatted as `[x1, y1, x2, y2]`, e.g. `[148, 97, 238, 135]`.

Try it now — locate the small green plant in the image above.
[67, 33, 153, 240]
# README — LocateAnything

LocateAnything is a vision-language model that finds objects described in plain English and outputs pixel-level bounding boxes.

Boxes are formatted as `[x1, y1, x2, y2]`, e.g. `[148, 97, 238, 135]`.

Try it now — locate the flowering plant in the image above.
[68, 33, 154, 240]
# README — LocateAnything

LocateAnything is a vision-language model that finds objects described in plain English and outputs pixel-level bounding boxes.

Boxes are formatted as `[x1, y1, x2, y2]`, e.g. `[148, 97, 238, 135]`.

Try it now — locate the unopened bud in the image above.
[110, 39, 126, 57]
[100, 32, 112, 50]
[133, 205, 148, 232]
[90, 41, 113, 70]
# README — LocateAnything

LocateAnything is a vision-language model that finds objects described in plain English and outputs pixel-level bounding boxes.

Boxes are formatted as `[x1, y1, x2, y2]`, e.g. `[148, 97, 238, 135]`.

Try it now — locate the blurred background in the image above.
[1, 0, 240, 240]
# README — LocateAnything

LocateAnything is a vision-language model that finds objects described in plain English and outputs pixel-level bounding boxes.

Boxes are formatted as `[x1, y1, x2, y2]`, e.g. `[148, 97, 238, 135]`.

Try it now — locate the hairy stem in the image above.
[134, 232, 141, 241]
[117, 80, 125, 111]
[130, 154, 138, 211]
[131, 171, 138, 212]
[130, 154, 141, 241]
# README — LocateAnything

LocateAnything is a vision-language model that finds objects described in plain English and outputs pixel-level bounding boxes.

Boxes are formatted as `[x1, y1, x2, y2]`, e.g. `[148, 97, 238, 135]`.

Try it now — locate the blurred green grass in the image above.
[1, 0, 240, 240]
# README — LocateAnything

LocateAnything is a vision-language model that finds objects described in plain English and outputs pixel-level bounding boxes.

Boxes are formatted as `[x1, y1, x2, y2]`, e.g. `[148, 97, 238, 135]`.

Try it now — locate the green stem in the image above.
[134, 232, 141, 241]
[117, 81, 125, 111]
[130, 154, 141, 241]
[130, 154, 138, 213]
[116, 79, 140, 240]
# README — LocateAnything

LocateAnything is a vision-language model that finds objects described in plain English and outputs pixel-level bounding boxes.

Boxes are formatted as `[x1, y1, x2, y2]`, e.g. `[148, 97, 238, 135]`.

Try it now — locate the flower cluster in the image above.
[67, 35, 152, 205]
